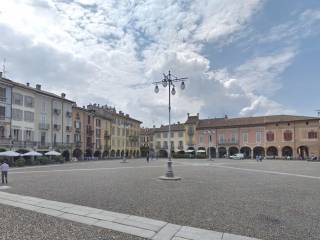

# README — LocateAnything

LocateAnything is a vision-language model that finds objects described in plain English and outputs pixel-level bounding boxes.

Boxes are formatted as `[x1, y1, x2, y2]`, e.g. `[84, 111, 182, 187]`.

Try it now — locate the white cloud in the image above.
[0, 0, 301, 126]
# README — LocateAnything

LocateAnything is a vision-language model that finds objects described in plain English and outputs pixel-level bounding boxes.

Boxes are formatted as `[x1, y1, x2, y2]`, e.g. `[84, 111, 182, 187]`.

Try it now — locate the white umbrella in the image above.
[45, 150, 61, 156]
[0, 151, 21, 157]
[23, 151, 43, 157]
[197, 150, 206, 153]
[186, 149, 195, 153]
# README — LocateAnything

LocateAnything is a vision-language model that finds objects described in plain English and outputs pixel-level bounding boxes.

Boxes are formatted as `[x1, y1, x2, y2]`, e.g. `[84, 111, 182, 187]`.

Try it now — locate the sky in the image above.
[0, 0, 319, 127]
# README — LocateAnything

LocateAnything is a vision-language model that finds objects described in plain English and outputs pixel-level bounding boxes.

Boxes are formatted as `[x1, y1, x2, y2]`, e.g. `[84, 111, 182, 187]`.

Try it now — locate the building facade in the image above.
[0, 74, 75, 157]
[142, 114, 320, 160]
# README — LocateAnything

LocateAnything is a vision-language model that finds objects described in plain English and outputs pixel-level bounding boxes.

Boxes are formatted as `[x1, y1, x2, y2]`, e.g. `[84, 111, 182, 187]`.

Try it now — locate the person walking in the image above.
[146, 152, 150, 163]
[1, 160, 9, 184]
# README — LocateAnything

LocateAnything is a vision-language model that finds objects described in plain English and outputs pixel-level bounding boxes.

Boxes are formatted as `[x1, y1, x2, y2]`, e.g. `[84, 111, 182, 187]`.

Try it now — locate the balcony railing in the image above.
[0, 138, 12, 146]
[12, 141, 37, 148]
[39, 123, 50, 130]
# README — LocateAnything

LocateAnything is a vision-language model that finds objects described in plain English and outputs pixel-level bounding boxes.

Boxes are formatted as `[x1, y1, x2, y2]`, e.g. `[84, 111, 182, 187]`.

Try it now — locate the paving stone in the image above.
[94, 220, 156, 239]
[99, 210, 130, 219]
[59, 213, 99, 225]
[87, 212, 117, 221]
[222, 233, 259, 240]
[152, 223, 182, 240]
[176, 226, 223, 240]
[128, 215, 167, 228]
[34, 207, 64, 217]
[114, 217, 164, 232]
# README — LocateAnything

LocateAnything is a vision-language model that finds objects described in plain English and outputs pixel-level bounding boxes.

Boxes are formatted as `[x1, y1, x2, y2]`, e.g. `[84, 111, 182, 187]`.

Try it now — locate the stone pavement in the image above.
[0, 191, 258, 240]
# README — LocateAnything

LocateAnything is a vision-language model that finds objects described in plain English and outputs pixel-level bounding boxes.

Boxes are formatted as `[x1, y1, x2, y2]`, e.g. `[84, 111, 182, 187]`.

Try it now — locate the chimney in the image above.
[26, 82, 30, 87]
[61, 93, 66, 98]
[187, 113, 190, 117]
[36, 84, 41, 90]
[224, 114, 228, 119]
[153, 125, 155, 128]
[197, 113, 199, 117]
[0, 72, 2, 78]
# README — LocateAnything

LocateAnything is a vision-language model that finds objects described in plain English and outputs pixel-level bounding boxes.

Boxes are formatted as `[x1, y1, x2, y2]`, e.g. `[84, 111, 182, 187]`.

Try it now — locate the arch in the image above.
[94, 150, 101, 159]
[240, 147, 251, 159]
[85, 149, 92, 158]
[116, 150, 120, 157]
[266, 146, 278, 158]
[125, 150, 129, 157]
[297, 146, 309, 160]
[133, 150, 136, 157]
[120, 150, 124, 157]
[253, 147, 265, 158]
[282, 146, 293, 158]
[62, 150, 70, 161]
[218, 147, 227, 158]
[158, 149, 168, 158]
[73, 148, 82, 159]
[102, 150, 109, 159]
[110, 149, 116, 157]
[229, 147, 239, 156]
[136, 150, 140, 157]
[208, 147, 216, 158]
[129, 150, 132, 158]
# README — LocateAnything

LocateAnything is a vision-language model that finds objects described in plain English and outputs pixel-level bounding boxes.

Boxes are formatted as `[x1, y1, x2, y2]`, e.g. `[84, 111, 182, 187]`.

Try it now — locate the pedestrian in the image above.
[1, 160, 9, 184]
[260, 155, 263, 162]
[146, 152, 150, 163]
[256, 155, 259, 162]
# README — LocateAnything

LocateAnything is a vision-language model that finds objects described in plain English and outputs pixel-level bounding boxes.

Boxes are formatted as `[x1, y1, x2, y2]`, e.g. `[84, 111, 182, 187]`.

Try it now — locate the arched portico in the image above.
[266, 146, 278, 159]
[298, 146, 309, 159]
[229, 147, 239, 156]
[218, 147, 227, 158]
[240, 147, 251, 159]
[253, 147, 265, 158]
[282, 146, 293, 158]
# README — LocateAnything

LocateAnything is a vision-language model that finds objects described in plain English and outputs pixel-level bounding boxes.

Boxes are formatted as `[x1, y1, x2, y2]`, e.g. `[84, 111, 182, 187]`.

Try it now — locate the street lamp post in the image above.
[153, 70, 187, 180]
[206, 130, 215, 161]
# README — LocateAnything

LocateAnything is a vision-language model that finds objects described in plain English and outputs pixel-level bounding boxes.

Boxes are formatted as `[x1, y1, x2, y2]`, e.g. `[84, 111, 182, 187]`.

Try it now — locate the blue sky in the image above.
[0, 0, 319, 126]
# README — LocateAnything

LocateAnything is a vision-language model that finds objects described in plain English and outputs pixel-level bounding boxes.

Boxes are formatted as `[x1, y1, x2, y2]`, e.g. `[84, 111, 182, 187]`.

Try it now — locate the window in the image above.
[117, 127, 120, 136]
[12, 108, 23, 121]
[66, 135, 70, 144]
[163, 132, 168, 138]
[0, 106, 5, 119]
[231, 133, 237, 144]
[112, 126, 115, 135]
[163, 141, 168, 149]
[0, 126, 5, 137]
[96, 119, 101, 127]
[242, 133, 248, 143]
[75, 121, 81, 129]
[266, 131, 274, 142]
[24, 96, 34, 108]
[13, 129, 21, 141]
[74, 134, 81, 143]
[41, 114, 46, 124]
[157, 133, 161, 138]
[13, 93, 23, 105]
[24, 111, 34, 122]
[256, 132, 262, 143]
[53, 133, 57, 144]
[0, 87, 5, 101]
[171, 132, 174, 138]
[199, 133, 204, 144]
[284, 130, 293, 141]
[178, 141, 183, 149]
[219, 134, 224, 144]
[25, 130, 33, 141]
[178, 131, 183, 137]
[41, 132, 46, 145]
[156, 141, 161, 148]
[88, 116, 91, 124]
[171, 141, 174, 149]
[308, 131, 317, 139]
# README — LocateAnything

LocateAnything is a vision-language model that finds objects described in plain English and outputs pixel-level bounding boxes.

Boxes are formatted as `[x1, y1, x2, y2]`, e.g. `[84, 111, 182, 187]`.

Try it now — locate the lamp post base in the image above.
[158, 176, 182, 181]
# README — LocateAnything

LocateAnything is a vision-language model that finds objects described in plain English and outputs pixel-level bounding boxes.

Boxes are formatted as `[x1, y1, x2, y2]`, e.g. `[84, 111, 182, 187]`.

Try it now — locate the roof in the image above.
[0, 77, 74, 103]
[197, 115, 320, 129]
[140, 128, 155, 135]
[153, 124, 185, 132]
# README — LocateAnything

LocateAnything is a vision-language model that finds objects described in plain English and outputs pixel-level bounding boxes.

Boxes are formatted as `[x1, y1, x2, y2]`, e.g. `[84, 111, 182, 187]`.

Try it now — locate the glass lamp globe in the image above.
[154, 85, 159, 93]
[162, 80, 168, 87]
[181, 81, 185, 90]
[171, 87, 176, 95]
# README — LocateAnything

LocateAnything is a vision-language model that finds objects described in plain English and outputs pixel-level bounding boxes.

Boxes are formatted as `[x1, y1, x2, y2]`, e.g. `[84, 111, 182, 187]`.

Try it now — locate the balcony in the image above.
[66, 126, 72, 132]
[53, 124, 61, 131]
[0, 96, 6, 103]
[53, 108, 61, 115]
[75, 141, 82, 148]
[39, 123, 50, 130]
[13, 141, 37, 148]
[104, 131, 110, 139]
[53, 142, 74, 149]
[37, 142, 51, 149]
